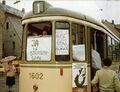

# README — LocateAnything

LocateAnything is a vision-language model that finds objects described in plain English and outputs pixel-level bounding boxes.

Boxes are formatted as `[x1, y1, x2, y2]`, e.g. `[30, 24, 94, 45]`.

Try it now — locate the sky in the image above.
[2, 0, 120, 24]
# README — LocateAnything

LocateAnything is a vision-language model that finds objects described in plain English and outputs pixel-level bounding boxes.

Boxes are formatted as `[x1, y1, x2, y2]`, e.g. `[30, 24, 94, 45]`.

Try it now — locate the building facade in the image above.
[0, 1, 23, 59]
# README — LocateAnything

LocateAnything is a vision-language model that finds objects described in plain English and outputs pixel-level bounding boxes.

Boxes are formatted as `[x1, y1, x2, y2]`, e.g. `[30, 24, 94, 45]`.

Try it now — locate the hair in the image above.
[102, 58, 112, 66]
[8, 61, 13, 64]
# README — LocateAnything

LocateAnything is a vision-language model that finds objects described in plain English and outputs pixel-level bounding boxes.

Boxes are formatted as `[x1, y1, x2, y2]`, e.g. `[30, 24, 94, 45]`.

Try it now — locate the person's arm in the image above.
[13, 65, 16, 72]
[92, 84, 98, 92]
[91, 71, 99, 85]
[5, 66, 10, 72]
[91, 71, 99, 92]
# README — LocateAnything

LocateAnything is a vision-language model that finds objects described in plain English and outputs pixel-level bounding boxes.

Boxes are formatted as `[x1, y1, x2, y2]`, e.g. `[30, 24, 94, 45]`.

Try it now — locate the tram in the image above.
[19, 1, 120, 92]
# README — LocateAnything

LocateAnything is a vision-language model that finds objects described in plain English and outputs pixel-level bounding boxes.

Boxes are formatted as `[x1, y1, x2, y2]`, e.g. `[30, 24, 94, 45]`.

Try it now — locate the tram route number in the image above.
[29, 72, 43, 80]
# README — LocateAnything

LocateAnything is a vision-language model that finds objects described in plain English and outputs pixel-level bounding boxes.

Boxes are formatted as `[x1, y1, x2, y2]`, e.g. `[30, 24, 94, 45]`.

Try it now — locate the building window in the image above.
[3, 43, 4, 50]
[13, 41, 15, 49]
[6, 22, 9, 30]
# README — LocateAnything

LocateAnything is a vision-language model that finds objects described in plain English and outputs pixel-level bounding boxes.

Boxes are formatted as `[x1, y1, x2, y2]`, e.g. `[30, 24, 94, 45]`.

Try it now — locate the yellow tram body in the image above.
[20, 64, 72, 92]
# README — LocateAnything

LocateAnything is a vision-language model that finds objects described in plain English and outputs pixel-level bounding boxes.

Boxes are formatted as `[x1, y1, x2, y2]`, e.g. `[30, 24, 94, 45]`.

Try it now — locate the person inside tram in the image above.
[42, 30, 48, 36]
[27, 31, 38, 36]
[72, 34, 76, 45]
[42, 25, 52, 36]
[32, 32, 38, 36]
[91, 40, 102, 80]
[91, 58, 120, 92]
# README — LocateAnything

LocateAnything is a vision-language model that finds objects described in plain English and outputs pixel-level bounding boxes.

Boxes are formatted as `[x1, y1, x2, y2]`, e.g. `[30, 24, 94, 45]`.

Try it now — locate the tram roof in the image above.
[23, 6, 120, 41]
[23, 7, 103, 27]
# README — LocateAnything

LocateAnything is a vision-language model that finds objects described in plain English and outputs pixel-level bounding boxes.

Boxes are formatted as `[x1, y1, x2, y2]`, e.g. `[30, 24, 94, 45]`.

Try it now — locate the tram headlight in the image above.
[33, 1, 52, 14]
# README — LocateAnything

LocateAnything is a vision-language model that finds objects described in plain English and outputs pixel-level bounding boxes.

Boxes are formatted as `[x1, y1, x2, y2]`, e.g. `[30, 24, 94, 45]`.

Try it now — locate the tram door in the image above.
[90, 28, 106, 91]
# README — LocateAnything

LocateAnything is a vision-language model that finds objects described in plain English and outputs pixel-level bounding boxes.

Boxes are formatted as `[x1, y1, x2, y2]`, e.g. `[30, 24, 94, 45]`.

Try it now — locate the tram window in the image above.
[112, 39, 116, 61]
[90, 28, 105, 59]
[55, 22, 70, 61]
[112, 39, 119, 62]
[27, 22, 52, 36]
[26, 22, 52, 61]
[72, 23, 85, 61]
[107, 36, 112, 60]
[116, 42, 120, 61]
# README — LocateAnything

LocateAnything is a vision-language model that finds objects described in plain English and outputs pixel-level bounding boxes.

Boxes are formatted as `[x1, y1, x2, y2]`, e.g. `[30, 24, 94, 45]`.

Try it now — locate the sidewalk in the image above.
[0, 73, 19, 92]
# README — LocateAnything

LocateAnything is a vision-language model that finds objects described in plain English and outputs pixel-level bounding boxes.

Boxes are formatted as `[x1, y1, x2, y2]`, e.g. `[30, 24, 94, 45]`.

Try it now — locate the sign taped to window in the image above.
[72, 44, 85, 61]
[27, 37, 51, 61]
[56, 29, 69, 55]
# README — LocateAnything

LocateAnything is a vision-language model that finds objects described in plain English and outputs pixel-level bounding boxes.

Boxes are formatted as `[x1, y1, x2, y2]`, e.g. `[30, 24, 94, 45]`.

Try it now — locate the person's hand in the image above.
[92, 84, 98, 92]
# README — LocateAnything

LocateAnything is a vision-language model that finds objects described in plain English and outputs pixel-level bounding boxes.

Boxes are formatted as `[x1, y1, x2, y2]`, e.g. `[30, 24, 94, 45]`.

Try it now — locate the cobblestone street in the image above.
[0, 73, 19, 92]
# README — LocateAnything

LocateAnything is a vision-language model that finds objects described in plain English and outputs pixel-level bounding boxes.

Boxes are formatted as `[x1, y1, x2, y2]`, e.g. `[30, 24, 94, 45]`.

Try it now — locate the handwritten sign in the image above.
[27, 36, 51, 61]
[56, 29, 69, 55]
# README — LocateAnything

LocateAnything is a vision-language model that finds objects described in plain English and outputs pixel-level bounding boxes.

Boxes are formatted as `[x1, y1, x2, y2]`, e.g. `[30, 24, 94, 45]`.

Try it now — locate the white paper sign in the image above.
[27, 36, 51, 61]
[56, 29, 69, 55]
[72, 44, 85, 61]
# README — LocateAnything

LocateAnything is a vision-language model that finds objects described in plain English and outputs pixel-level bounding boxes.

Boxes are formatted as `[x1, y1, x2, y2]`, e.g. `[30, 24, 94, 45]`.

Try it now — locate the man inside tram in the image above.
[91, 39, 102, 80]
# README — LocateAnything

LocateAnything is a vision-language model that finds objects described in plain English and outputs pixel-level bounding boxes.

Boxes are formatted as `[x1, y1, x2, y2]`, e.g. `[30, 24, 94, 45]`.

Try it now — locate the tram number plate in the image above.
[29, 72, 43, 80]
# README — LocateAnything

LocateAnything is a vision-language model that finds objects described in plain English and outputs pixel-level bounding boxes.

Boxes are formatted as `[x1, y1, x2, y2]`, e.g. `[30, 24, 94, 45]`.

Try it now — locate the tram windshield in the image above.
[26, 21, 86, 62]
[26, 22, 52, 61]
